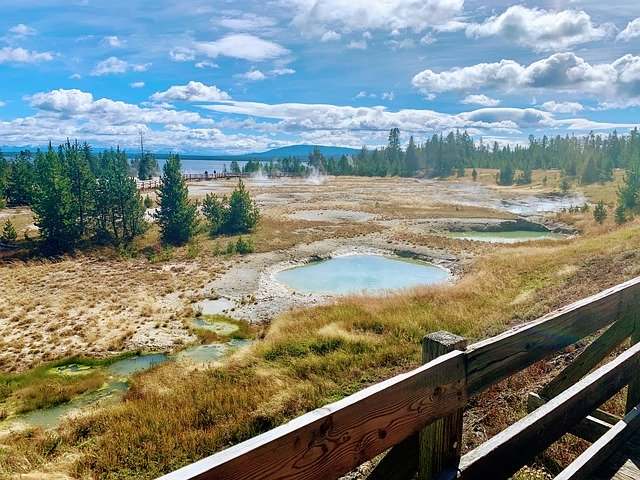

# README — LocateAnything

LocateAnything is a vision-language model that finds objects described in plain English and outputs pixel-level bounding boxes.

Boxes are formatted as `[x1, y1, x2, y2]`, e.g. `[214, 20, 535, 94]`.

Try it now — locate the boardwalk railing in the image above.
[160, 277, 640, 480]
[137, 172, 297, 191]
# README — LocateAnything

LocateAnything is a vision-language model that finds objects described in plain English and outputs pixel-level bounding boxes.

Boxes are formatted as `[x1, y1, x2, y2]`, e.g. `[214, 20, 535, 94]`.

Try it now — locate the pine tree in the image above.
[32, 147, 81, 252]
[138, 153, 158, 180]
[224, 179, 259, 234]
[61, 140, 95, 236]
[405, 136, 419, 175]
[6, 153, 35, 206]
[0, 219, 17, 244]
[202, 193, 227, 235]
[94, 150, 147, 244]
[156, 154, 197, 245]
[593, 201, 608, 224]
[472, 168, 478, 181]
[498, 163, 514, 185]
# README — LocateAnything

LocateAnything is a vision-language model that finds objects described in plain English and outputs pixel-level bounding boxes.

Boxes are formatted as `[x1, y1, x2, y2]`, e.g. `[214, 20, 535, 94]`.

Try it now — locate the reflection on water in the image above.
[276, 254, 450, 295]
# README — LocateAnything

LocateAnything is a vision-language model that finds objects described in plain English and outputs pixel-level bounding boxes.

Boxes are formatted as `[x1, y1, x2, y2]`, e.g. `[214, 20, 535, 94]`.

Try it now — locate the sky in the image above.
[0, 0, 639, 154]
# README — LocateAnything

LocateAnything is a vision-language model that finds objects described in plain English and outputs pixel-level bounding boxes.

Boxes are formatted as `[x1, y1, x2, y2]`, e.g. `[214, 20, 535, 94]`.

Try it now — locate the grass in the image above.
[0, 354, 137, 417]
[188, 314, 255, 344]
[2, 216, 639, 478]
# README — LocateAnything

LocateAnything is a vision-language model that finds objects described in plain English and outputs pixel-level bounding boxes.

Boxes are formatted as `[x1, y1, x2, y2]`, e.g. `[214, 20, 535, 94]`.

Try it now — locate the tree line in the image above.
[0, 143, 259, 253]
[305, 128, 640, 187]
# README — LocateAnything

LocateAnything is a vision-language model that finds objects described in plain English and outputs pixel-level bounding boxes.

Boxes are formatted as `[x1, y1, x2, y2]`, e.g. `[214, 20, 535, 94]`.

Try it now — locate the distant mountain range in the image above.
[1, 144, 360, 161]
[155, 144, 360, 161]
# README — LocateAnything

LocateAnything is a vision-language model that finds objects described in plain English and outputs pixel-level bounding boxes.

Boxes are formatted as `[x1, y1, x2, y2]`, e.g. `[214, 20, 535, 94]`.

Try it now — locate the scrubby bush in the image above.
[593, 201, 607, 224]
[202, 180, 260, 236]
[235, 237, 254, 254]
[1, 219, 17, 244]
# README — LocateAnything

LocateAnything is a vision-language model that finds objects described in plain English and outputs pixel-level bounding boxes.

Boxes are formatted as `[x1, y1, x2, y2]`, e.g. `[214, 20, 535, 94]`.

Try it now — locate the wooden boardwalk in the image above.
[594, 429, 640, 479]
[158, 278, 640, 480]
[137, 172, 296, 191]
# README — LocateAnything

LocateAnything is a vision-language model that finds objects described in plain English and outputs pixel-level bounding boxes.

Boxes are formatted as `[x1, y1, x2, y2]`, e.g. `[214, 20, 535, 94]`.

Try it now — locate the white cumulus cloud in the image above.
[102, 35, 125, 47]
[541, 101, 584, 114]
[412, 52, 640, 107]
[130, 81, 145, 88]
[9, 24, 37, 37]
[290, 0, 464, 37]
[91, 57, 150, 76]
[461, 94, 500, 107]
[150, 81, 231, 102]
[169, 47, 196, 62]
[0, 47, 53, 64]
[618, 18, 640, 42]
[194, 34, 289, 62]
[466, 6, 611, 51]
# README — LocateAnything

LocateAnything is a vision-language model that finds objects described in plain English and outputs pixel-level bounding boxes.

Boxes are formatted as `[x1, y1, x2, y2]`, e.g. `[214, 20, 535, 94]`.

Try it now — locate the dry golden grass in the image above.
[2, 216, 638, 479]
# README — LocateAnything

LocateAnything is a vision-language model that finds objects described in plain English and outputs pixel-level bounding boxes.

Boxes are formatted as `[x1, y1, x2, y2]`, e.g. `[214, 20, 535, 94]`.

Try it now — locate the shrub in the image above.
[235, 236, 254, 254]
[143, 195, 153, 209]
[0, 219, 17, 244]
[202, 180, 260, 236]
[593, 200, 607, 224]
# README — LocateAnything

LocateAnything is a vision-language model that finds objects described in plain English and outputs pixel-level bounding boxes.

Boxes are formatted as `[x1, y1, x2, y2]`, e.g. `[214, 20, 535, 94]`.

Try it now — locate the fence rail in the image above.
[137, 172, 297, 191]
[159, 276, 640, 480]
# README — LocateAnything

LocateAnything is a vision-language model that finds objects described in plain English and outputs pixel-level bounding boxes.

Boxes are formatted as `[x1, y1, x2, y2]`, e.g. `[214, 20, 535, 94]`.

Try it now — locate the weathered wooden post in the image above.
[367, 330, 467, 480]
[419, 331, 467, 480]
[626, 315, 640, 413]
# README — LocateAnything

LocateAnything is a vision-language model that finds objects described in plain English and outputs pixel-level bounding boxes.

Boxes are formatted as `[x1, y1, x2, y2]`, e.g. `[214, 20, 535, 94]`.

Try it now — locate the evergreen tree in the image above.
[202, 193, 227, 235]
[31, 147, 81, 252]
[138, 152, 159, 180]
[0, 219, 17, 244]
[472, 168, 478, 181]
[94, 150, 147, 244]
[498, 163, 514, 185]
[6, 153, 35, 206]
[0, 151, 9, 207]
[224, 179, 259, 234]
[61, 140, 94, 236]
[405, 136, 419, 175]
[156, 154, 197, 245]
[593, 201, 608, 224]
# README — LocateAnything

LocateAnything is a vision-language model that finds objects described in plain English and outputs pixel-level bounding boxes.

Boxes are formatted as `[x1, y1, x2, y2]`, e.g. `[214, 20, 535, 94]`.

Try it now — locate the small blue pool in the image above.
[275, 254, 450, 295]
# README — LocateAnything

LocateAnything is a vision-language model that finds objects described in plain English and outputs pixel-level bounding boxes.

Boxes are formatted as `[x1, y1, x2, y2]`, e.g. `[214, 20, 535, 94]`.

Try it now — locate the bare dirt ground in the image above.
[0, 173, 585, 373]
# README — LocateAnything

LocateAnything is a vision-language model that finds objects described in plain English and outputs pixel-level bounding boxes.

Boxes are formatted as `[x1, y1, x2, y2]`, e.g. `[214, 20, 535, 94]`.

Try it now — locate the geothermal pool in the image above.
[448, 230, 566, 243]
[275, 254, 450, 295]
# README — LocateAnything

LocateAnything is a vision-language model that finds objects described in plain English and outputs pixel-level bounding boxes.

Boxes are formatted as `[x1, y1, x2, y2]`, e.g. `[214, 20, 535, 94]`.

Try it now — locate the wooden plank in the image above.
[419, 332, 468, 480]
[527, 393, 616, 443]
[158, 350, 467, 480]
[466, 277, 640, 395]
[458, 341, 640, 480]
[592, 427, 640, 480]
[366, 435, 418, 480]
[541, 317, 634, 400]
[556, 403, 640, 480]
[368, 331, 467, 480]
[626, 315, 640, 414]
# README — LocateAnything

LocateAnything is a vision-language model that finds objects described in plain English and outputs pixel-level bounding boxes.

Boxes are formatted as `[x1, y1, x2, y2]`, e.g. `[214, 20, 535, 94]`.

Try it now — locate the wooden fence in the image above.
[159, 276, 640, 480]
[137, 172, 297, 191]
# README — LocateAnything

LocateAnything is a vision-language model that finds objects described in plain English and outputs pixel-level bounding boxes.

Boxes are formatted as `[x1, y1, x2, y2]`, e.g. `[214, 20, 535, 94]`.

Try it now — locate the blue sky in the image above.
[0, 0, 639, 153]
